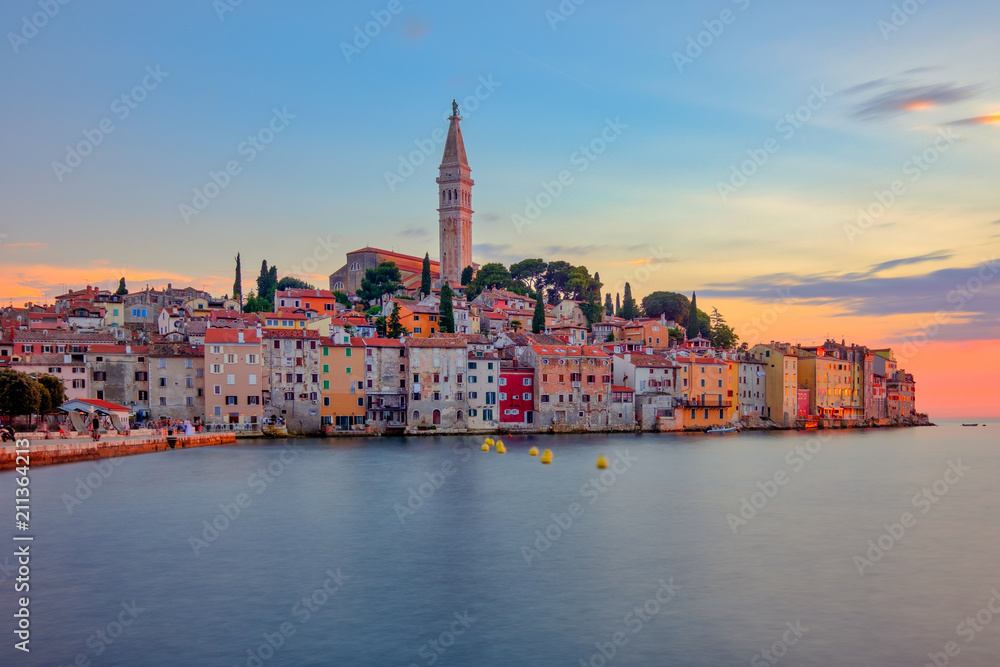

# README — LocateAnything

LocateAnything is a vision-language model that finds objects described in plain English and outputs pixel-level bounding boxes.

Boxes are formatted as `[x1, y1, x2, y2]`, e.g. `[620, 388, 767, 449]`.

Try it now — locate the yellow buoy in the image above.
[481, 443, 490, 451]
[496, 440, 504, 449]
[540, 449, 553, 464]
[496, 443, 506, 454]
[596, 455, 608, 469]
[529, 446, 539, 456]
[484, 437, 494, 447]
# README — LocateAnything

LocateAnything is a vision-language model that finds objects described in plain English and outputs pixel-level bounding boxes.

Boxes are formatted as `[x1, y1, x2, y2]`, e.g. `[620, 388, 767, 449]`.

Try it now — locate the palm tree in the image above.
[510, 319, 523, 332]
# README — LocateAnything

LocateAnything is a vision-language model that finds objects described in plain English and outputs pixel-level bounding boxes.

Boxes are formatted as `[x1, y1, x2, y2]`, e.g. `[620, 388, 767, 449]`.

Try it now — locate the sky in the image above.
[0, 0, 997, 417]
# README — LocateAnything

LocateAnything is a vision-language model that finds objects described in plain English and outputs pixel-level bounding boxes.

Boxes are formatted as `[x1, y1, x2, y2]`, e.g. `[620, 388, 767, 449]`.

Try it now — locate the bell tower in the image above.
[437, 100, 473, 287]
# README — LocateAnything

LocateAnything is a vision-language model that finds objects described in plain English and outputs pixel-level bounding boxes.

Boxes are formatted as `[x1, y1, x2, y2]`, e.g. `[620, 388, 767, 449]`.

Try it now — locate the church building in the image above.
[329, 101, 474, 295]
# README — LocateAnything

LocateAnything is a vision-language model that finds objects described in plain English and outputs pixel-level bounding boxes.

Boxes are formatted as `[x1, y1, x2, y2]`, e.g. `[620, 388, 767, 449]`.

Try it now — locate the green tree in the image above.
[615, 293, 621, 317]
[37, 374, 67, 412]
[606, 332, 615, 342]
[387, 306, 406, 338]
[686, 292, 700, 339]
[421, 253, 432, 297]
[604, 293, 614, 317]
[115, 277, 128, 295]
[544, 261, 573, 301]
[711, 323, 739, 349]
[233, 253, 243, 310]
[531, 294, 546, 333]
[619, 283, 641, 320]
[243, 291, 266, 313]
[439, 281, 455, 333]
[256, 261, 279, 305]
[642, 291, 690, 322]
[461, 265, 474, 286]
[510, 258, 547, 293]
[333, 290, 351, 308]
[358, 261, 403, 306]
[374, 315, 387, 337]
[668, 326, 685, 345]
[466, 262, 511, 299]
[511, 319, 523, 332]
[0, 370, 42, 418]
[276, 276, 315, 291]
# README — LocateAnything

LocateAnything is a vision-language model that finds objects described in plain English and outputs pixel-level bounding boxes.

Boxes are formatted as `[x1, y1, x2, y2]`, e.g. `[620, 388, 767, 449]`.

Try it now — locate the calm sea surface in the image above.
[1, 420, 999, 666]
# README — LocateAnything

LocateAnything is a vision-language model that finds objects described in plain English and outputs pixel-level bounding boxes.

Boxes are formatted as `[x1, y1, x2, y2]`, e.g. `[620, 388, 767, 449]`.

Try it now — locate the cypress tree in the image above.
[421, 253, 432, 297]
[686, 291, 699, 340]
[115, 277, 128, 295]
[532, 294, 545, 333]
[604, 293, 613, 316]
[388, 306, 404, 338]
[439, 281, 455, 333]
[461, 265, 474, 286]
[620, 283, 640, 320]
[233, 253, 243, 311]
[615, 293, 621, 317]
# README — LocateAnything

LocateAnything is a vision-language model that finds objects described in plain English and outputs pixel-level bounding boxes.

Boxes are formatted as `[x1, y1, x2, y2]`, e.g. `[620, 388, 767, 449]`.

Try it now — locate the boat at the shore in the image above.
[706, 426, 741, 434]
[962, 423, 979, 427]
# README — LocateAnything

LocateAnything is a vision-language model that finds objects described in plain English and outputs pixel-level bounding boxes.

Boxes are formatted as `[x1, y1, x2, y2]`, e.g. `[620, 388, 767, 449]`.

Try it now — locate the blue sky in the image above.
[1, 0, 998, 353]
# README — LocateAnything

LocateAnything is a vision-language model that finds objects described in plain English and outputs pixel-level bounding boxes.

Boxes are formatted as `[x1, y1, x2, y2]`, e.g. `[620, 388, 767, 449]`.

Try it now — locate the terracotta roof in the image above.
[86, 344, 150, 354]
[68, 398, 131, 412]
[262, 329, 319, 339]
[275, 288, 338, 299]
[406, 338, 467, 349]
[11, 354, 85, 365]
[149, 344, 203, 357]
[611, 385, 635, 393]
[205, 329, 262, 344]
[351, 337, 403, 348]
[619, 353, 679, 369]
[531, 345, 609, 358]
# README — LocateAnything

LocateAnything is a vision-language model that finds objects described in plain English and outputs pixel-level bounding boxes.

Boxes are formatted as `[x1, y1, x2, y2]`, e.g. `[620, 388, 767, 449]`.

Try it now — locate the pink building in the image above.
[204, 328, 263, 425]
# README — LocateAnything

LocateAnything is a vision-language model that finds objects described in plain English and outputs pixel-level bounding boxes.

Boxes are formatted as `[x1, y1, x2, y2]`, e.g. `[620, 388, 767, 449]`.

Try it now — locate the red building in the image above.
[499, 367, 535, 424]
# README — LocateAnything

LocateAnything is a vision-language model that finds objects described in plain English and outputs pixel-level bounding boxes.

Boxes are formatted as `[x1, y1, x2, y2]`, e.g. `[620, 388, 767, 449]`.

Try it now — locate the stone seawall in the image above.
[0, 432, 238, 471]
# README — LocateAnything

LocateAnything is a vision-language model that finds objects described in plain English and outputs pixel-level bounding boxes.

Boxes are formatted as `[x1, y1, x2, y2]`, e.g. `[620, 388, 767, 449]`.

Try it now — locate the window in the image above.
[412, 410, 420, 420]
[414, 327, 422, 334]
[249, 374, 257, 385]
[587, 375, 595, 383]
[323, 380, 330, 390]
[485, 392, 496, 405]
[159, 397, 167, 406]
[523, 393, 531, 401]
[345, 367, 351, 374]
[324, 397, 330, 406]
[225, 353, 237, 364]
[499, 377, 507, 386]
[499, 393, 507, 401]
[469, 362, 478, 369]
[186, 397, 194, 407]
[138, 390, 148, 401]
[541, 395, 550, 403]
[312, 374, 319, 383]
[482, 409, 493, 421]
[487, 376, 494, 383]
[487, 362, 494, 369]
[284, 392, 294, 400]
[135, 371, 148, 381]
[92, 371, 107, 381]
[523, 378, 532, 386]
[159, 377, 167, 387]
[246, 354, 258, 364]
[457, 373, 463, 384]
[413, 374, 419, 383]
[296, 374, 303, 383]
[226, 396, 238, 405]
[210, 364, 222, 374]
[433, 392, 441, 401]
[227, 374, 236, 385]
[214, 385, 222, 395]
[469, 375, 477, 383]
[433, 373, 440, 383]
[185, 359, 193, 369]
[158, 359, 167, 369]
[357, 398, 364, 407]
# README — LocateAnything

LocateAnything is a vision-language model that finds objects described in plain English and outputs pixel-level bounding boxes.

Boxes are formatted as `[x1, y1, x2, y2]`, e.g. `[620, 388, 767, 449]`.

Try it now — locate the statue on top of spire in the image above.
[451, 99, 459, 118]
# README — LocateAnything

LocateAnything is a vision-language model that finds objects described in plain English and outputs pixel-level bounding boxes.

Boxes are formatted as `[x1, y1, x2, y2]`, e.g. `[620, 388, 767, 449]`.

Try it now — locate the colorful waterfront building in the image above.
[674, 352, 736, 428]
[405, 337, 470, 432]
[613, 353, 679, 430]
[319, 336, 366, 431]
[263, 329, 322, 434]
[354, 337, 407, 432]
[749, 343, 799, 427]
[499, 363, 534, 426]
[204, 328, 263, 426]
[523, 344, 612, 431]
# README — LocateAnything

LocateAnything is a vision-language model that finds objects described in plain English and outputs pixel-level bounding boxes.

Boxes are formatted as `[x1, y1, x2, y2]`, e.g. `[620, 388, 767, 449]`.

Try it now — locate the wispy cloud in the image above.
[950, 113, 1000, 126]
[846, 78, 980, 120]
[398, 227, 431, 239]
[865, 251, 952, 275]
[542, 244, 600, 256]
[0, 242, 45, 249]
[701, 260, 1000, 341]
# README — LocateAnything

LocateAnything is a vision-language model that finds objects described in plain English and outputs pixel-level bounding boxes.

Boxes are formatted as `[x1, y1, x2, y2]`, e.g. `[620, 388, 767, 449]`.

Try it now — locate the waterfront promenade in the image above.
[0, 431, 238, 471]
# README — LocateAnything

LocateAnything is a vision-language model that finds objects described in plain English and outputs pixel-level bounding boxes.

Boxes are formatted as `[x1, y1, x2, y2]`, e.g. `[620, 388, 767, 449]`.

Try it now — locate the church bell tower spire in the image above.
[437, 100, 473, 287]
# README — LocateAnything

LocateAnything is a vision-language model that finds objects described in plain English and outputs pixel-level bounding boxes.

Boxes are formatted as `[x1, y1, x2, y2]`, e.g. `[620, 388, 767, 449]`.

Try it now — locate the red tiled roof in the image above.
[531, 345, 609, 358]
[86, 344, 150, 354]
[619, 353, 679, 369]
[70, 398, 131, 412]
[406, 338, 467, 349]
[205, 329, 262, 344]
[352, 337, 403, 347]
[611, 385, 634, 393]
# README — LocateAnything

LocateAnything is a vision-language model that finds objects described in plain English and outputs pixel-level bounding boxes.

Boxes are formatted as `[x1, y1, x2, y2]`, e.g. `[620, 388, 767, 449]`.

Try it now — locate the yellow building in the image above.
[260, 311, 309, 330]
[749, 343, 799, 426]
[320, 337, 366, 431]
[675, 352, 737, 428]
[389, 300, 440, 338]
[794, 347, 855, 419]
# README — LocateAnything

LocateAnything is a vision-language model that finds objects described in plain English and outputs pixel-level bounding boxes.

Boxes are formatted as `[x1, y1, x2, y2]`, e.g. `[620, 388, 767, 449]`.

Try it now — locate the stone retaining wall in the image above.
[0, 433, 238, 471]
